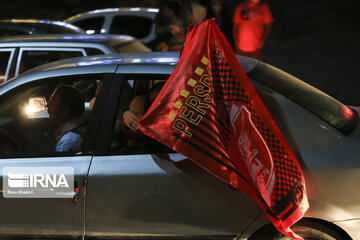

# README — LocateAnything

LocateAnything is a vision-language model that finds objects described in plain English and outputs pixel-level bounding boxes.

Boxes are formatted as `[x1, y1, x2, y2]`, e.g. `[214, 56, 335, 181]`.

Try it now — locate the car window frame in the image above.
[0, 48, 16, 83]
[0, 73, 113, 159]
[16, 47, 87, 77]
[93, 73, 171, 155]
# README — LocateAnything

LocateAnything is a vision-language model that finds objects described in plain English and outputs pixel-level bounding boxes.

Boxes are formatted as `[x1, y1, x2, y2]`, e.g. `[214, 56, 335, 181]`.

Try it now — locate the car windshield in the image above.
[249, 62, 358, 135]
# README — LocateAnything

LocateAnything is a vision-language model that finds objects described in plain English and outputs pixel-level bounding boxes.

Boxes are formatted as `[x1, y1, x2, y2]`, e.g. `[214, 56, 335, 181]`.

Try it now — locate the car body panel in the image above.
[0, 156, 91, 236]
[334, 219, 360, 240]
[86, 154, 262, 237]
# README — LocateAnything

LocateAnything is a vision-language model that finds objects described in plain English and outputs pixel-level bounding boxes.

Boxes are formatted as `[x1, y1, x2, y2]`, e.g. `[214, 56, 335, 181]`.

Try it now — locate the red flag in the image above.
[139, 19, 308, 239]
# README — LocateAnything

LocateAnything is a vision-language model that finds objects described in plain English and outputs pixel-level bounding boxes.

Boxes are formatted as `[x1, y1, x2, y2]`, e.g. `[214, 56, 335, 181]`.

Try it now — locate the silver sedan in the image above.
[0, 52, 358, 240]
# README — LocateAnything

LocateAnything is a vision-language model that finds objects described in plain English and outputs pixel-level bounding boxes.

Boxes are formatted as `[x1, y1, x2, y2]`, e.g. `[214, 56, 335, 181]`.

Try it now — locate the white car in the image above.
[0, 34, 149, 83]
[65, 8, 159, 45]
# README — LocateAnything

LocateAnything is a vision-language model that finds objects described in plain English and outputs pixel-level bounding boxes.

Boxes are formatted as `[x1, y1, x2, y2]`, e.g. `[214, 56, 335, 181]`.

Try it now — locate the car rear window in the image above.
[249, 62, 358, 135]
[109, 16, 153, 39]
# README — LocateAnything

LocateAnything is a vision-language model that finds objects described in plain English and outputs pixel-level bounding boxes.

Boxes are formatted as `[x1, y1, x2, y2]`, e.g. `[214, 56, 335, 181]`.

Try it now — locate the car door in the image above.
[85, 73, 263, 239]
[0, 73, 113, 238]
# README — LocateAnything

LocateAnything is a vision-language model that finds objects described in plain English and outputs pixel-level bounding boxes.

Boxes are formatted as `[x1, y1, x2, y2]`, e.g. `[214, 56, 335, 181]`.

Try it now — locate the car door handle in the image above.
[70, 178, 86, 204]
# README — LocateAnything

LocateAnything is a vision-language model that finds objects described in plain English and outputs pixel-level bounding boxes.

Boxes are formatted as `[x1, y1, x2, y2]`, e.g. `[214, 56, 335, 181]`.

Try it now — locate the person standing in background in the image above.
[185, 2, 207, 25]
[153, 1, 186, 51]
[212, 0, 234, 49]
[233, 0, 273, 60]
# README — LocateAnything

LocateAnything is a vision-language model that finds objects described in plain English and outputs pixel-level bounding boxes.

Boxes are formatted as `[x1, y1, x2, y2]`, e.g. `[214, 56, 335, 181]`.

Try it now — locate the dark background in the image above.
[0, 0, 359, 105]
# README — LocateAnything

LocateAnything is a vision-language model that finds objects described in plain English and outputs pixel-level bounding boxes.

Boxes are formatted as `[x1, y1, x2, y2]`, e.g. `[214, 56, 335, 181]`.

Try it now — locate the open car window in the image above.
[0, 74, 105, 157]
[110, 76, 172, 154]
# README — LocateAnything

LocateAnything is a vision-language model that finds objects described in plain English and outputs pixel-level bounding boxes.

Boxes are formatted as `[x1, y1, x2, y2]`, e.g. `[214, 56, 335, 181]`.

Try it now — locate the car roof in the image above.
[0, 34, 137, 45]
[65, 7, 159, 22]
[0, 19, 84, 34]
[27, 52, 258, 75]
[0, 52, 259, 93]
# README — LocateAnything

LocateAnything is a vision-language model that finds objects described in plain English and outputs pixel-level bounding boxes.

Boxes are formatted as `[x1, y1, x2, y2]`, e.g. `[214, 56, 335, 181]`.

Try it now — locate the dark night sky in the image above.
[1, 0, 359, 105]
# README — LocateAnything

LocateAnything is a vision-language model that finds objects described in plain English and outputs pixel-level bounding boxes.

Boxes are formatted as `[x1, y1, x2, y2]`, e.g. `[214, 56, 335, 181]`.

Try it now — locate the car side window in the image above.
[110, 77, 173, 154]
[0, 50, 14, 83]
[85, 48, 105, 55]
[109, 16, 153, 39]
[72, 17, 105, 34]
[0, 74, 104, 157]
[18, 49, 85, 75]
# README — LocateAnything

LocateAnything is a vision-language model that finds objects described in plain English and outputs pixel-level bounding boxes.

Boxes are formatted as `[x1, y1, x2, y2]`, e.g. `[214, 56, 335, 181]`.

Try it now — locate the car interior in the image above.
[0, 74, 103, 156]
[110, 77, 172, 154]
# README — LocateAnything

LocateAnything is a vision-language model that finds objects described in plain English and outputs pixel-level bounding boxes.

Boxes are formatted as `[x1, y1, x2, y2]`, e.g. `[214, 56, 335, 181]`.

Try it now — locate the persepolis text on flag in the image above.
[139, 19, 308, 239]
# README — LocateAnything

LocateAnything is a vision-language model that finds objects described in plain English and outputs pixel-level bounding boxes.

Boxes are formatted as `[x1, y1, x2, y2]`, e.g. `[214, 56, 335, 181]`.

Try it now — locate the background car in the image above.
[0, 19, 85, 36]
[0, 34, 150, 83]
[65, 7, 158, 45]
[0, 52, 358, 240]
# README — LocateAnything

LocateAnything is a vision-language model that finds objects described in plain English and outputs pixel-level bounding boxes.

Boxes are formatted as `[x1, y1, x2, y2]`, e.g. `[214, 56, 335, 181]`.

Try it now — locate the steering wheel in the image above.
[0, 128, 22, 154]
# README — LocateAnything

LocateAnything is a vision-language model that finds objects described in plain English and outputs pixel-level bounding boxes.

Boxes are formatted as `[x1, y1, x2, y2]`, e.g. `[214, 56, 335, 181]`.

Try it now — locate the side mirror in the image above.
[25, 97, 48, 118]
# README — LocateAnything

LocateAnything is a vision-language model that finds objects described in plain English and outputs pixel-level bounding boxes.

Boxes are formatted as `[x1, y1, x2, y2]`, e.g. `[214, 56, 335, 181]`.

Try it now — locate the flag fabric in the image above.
[139, 19, 308, 239]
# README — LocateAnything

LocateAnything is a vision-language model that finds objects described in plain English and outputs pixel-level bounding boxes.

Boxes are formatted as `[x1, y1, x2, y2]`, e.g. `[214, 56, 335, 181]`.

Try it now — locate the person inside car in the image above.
[122, 81, 165, 132]
[121, 81, 167, 151]
[47, 84, 85, 152]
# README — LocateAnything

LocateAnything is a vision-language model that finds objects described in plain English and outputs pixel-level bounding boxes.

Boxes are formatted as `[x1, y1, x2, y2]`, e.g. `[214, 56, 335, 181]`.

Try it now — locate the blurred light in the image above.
[147, 8, 159, 12]
[100, 29, 106, 33]
[132, 58, 142, 63]
[86, 30, 95, 34]
[342, 106, 354, 120]
[24, 97, 46, 116]
[130, 8, 141, 11]
[68, 7, 159, 18]
[89, 8, 120, 14]
[0, 19, 82, 33]
[78, 59, 115, 66]
[37, 20, 83, 32]
[154, 57, 178, 63]
[25, 105, 36, 115]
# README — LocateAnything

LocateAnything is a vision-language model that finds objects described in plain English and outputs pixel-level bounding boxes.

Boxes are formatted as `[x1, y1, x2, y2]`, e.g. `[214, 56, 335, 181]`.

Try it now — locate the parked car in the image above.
[0, 34, 150, 83]
[65, 7, 158, 45]
[0, 19, 85, 36]
[0, 52, 358, 240]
